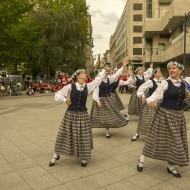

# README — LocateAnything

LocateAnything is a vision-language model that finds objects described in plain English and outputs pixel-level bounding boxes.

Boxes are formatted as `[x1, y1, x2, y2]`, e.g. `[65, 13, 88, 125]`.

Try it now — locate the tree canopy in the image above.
[0, 0, 89, 78]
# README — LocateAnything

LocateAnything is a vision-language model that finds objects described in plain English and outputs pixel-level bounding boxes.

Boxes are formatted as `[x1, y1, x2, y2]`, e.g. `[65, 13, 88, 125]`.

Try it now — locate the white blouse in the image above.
[143, 67, 153, 81]
[119, 76, 135, 88]
[137, 78, 162, 98]
[54, 69, 105, 102]
[146, 77, 183, 105]
[93, 67, 124, 102]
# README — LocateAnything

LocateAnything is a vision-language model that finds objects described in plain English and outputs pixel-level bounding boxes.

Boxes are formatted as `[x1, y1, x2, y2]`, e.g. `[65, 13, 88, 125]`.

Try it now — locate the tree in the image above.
[33, 0, 89, 78]
[0, 0, 89, 78]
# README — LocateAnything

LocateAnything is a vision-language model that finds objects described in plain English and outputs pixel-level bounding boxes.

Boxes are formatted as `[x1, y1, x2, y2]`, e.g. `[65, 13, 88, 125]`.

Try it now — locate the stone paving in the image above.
[0, 93, 190, 190]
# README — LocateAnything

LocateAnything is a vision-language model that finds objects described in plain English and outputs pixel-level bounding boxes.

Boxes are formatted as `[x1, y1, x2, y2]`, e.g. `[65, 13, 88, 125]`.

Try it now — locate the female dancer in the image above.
[131, 68, 162, 141]
[90, 61, 128, 138]
[127, 64, 153, 117]
[137, 61, 189, 178]
[110, 68, 125, 111]
[49, 68, 105, 167]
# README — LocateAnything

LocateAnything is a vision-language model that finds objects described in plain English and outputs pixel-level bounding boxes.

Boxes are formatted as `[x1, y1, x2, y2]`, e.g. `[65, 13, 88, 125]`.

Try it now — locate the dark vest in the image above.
[160, 79, 186, 110]
[68, 83, 88, 112]
[110, 79, 119, 93]
[147, 79, 158, 98]
[99, 78, 111, 97]
[136, 76, 145, 89]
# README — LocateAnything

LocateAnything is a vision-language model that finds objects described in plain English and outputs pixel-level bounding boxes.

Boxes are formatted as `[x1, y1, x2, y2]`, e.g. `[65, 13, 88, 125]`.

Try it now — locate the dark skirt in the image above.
[128, 89, 142, 116]
[142, 107, 189, 166]
[136, 103, 156, 135]
[90, 96, 128, 128]
[54, 110, 92, 159]
[111, 92, 124, 111]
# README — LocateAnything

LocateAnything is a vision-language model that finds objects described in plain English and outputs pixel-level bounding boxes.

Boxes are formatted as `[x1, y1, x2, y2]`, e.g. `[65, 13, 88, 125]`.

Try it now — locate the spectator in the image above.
[0, 75, 5, 96]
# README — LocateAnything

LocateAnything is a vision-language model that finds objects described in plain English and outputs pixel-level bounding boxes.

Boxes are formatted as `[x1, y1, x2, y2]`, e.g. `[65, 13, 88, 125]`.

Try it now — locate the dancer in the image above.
[127, 64, 153, 117]
[131, 68, 162, 141]
[110, 67, 125, 111]
[49, 68, 105, 167]
[137, 61, 189, 178]
[90, 61, 128, 138]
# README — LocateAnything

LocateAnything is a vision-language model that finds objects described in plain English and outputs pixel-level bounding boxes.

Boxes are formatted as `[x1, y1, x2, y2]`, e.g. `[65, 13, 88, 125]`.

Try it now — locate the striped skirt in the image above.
[54, 110, 93, 159]
[111, 92, 124, 111]
[128, 89, 142, 116]
[136, 103, 156, 135]
[90, 96, 128, 128]
[142, 107, 189, 166]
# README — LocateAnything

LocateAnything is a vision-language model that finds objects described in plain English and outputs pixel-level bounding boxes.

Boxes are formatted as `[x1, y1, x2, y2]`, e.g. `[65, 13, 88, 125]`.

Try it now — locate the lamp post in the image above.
[168, 12, 190, 77]
[183, 12, 190, 77]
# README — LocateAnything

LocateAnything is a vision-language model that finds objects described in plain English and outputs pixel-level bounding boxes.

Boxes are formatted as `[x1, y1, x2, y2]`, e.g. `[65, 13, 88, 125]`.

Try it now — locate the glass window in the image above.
[133, 37, 142, 44]
[133, 15, 143, 21]
[146, 0, 152, 18]
[133, 26, 142, 33]
[133, 3, 143, 10]
[133, 48, 142, 55]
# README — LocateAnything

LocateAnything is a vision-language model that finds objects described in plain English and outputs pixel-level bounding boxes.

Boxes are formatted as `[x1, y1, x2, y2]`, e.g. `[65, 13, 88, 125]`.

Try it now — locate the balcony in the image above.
[143, 19, 163, 38]
[163, 0, 190, 31]
[143, 0, 190, 37]
[143, 47, 164, 63]
[143, 32, 190, 64]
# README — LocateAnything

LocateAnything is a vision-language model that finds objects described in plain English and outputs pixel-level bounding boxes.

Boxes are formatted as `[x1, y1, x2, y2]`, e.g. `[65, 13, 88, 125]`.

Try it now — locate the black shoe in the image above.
[81, 160, 87, 167]
[106, 133, 111, 138]
[137, 160, 144, 172]
[131, 134, 139, 141]
[49, 155, 60, 167]
[167, 167, 182, 178]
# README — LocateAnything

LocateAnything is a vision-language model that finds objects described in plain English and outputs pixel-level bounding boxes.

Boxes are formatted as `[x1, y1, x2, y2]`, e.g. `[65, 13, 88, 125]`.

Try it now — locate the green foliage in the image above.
[0, 0, 89, 78]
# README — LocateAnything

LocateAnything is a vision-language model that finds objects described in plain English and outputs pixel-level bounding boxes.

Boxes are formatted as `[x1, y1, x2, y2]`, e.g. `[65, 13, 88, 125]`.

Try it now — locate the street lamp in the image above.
[168, 12, 190, 77]
[183, 12, 190, 77]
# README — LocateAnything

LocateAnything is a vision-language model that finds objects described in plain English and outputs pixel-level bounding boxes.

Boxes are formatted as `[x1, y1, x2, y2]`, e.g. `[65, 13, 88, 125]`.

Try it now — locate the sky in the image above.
[86, 0, 128, 60]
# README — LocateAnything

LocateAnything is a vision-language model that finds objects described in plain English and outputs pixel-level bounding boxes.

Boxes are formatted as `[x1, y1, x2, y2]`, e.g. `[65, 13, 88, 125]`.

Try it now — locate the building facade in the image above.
[143, 0, 190, 76]
[109, 0, 190, 76]
[85, 14, 94, 76]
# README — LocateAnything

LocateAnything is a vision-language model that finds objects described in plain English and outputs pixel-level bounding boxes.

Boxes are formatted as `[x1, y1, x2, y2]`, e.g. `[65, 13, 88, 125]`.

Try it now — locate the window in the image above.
[133, 48, 142, 55]
[160, 34, 170, 38]
[133, 3, 142, 10]
[133, 26, 142, 33]
[133, 37, 142, 44]
[133, 14, 143, 21]
[159, 0, 173, 3]
[146, 0, 152, 18]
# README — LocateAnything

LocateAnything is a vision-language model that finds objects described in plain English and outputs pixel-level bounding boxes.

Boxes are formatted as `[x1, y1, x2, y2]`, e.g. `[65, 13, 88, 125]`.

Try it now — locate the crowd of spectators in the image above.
[118, 73, 132, 94]
[0, 72, 94, 97]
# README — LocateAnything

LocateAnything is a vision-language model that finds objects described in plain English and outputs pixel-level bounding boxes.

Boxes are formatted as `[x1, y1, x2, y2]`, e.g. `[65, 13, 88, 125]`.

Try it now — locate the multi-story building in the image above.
[85, 14, 94, 76]
[109, 0, 190, 76]
[143, 0, 190, 76]
[109, 0, 144, 73]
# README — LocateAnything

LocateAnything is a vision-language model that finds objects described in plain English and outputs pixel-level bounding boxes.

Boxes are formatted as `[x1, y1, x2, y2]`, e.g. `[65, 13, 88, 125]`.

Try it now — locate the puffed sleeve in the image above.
[146, 80, 168, 104]
[144, 68, 153, 81]
[54, 84, 72, 102]
[109, 67, 124, 84]
[87, 69, 105, 94]
[137, 80, 153, 98]
[92, 86, 100, 102]
[119, 76, 134, 86]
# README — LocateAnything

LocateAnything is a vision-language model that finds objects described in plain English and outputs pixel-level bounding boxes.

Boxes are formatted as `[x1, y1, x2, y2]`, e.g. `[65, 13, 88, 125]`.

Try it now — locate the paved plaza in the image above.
[0, 93, 190, 190]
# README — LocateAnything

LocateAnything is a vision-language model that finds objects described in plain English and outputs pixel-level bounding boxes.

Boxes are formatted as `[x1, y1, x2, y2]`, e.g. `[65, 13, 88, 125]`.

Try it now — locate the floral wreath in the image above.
[167, 61, 184, 70]
[71, 69, 85, 80]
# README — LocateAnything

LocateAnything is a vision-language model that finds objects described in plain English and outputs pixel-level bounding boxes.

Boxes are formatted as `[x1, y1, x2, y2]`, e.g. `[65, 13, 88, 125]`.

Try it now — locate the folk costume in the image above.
[137, 62, 189, 178]
[90, 66, 128, 138]
[131, 68, 162, 141]
[49, 69, 105, 167]
[127, 67, 153, 117]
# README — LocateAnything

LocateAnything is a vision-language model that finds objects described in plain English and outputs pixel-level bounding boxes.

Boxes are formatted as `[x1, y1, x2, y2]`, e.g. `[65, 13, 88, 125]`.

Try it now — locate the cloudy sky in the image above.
[86, 0, 128, 59]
